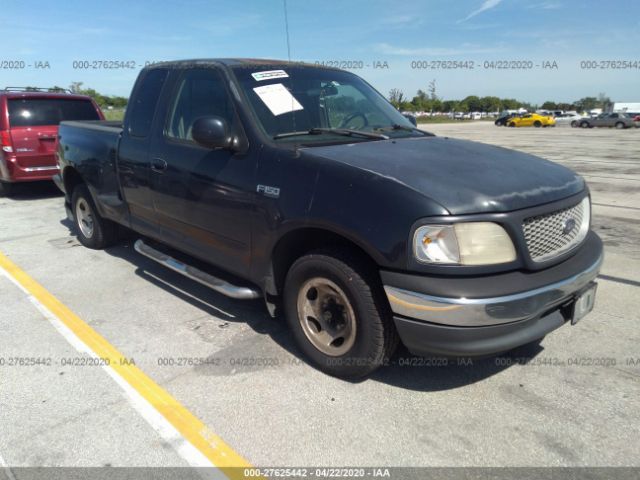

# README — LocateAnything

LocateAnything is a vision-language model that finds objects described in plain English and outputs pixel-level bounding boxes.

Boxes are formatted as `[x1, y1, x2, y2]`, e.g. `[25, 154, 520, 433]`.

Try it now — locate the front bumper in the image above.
[383, 232, 603, 356]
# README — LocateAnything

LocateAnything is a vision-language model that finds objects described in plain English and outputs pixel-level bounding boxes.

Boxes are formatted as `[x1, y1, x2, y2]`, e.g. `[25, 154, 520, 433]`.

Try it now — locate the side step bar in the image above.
[133, 239, 260, 300]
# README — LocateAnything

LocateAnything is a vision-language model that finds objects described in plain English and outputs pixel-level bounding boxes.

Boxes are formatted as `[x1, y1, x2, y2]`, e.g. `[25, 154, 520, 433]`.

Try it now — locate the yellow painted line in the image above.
[0, 250, 258, 480]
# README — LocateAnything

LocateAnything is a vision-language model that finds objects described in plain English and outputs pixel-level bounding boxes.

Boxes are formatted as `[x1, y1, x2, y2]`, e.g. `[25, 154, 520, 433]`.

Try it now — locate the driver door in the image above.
[519, 114, 533, 127]
[147, 67, 255, 277]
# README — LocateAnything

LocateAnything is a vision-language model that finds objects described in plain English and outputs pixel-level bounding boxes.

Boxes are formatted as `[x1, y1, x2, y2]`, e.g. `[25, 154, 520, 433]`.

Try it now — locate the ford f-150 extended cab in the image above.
[55, 59, 603, 378]
[0, 88, 103, 196]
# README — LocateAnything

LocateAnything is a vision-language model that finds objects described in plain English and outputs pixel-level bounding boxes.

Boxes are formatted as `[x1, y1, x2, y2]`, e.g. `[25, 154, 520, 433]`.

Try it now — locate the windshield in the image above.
[230, 65, 419, 143]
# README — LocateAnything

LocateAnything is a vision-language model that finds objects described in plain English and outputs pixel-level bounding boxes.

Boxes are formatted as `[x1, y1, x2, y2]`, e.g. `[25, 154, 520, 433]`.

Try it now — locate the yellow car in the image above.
[507, 113, 556, 128]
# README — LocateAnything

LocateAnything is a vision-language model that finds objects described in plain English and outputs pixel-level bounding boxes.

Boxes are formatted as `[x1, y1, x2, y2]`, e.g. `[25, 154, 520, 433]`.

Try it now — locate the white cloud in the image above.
[526, 2, 562, 9]
[459, 0, 504, 23]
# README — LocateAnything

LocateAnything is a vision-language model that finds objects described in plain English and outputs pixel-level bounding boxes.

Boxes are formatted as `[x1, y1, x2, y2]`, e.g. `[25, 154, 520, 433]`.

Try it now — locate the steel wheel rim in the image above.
[76, 198, 94, 238]
[296, 277, 357, 357]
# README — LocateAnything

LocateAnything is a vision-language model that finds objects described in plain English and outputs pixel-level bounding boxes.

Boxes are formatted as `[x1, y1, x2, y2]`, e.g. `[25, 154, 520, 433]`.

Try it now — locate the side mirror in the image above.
[403, 113, 417, 127]
[191, 116, 233, 149]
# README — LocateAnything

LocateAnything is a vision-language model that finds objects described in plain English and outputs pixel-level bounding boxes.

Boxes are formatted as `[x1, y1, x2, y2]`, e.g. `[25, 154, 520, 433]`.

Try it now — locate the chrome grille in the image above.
[523, 198, 589, 262]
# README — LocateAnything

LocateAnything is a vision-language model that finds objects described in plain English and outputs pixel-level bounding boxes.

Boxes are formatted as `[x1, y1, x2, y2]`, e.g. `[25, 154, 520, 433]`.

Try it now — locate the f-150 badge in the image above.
[257, 184, 280, 198]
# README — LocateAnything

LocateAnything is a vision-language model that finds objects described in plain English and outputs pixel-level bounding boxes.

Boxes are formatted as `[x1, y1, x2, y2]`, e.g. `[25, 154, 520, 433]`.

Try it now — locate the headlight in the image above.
[413, 222, 516, 265]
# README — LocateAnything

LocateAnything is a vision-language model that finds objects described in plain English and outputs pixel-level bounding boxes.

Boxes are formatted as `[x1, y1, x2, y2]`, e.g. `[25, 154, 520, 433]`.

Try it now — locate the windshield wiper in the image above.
[274, 128, 389, 140]
[375, 124, 434, 136]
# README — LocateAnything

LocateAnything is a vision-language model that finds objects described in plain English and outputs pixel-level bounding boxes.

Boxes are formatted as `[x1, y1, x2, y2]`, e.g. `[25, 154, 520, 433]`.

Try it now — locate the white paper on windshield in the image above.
[251, 70, 289, 81]
[253, 83, 303, 116]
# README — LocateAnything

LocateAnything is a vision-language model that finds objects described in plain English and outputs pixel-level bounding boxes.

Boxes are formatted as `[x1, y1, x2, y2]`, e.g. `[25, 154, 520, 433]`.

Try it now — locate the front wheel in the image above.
[283, 250, 398, 378]
[580, 121, 590, 128]
[508, 122, 516, 127]
[615, 122, 625, 129]
[534, 121, 542, 128]
[71, 184, 117, 249]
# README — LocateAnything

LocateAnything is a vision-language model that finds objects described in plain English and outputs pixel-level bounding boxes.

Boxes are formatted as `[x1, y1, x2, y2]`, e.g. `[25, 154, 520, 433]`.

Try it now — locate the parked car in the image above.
[0, 88, 103, 196]
[555, 113, 585, 127]
[494, 112, 517, 126]
[577, 112, 635, 129]
[507, 113, 556, 128]
[55, 59, 603, 378]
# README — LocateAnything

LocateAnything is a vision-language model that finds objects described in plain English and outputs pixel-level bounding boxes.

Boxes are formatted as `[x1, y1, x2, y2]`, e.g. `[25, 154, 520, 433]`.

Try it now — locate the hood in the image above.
[304, 136, 584, 215]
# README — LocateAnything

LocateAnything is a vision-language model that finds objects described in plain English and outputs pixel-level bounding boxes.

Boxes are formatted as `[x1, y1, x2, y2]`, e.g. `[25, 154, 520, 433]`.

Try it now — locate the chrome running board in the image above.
[134, 239, 260, 300]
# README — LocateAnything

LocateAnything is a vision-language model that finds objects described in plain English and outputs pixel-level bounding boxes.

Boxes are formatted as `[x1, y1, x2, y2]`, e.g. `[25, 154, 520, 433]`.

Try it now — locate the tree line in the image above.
[388, 83, 612, 113]
[21, 83, 129, 109]
[69, 82, 128, 108]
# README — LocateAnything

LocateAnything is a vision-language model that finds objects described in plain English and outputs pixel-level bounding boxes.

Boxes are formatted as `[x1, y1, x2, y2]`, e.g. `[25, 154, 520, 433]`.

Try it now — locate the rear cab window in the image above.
[127, 68, 169, 138]
[7, 98, 100, 127]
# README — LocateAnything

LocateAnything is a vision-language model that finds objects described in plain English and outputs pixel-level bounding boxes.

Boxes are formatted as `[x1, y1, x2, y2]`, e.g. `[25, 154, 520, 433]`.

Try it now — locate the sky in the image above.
[3, 0, 640, 103]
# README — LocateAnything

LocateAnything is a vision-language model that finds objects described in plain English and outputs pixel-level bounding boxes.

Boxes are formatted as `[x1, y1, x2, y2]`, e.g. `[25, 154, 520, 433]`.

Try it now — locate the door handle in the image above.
[151, 158, 168, 173]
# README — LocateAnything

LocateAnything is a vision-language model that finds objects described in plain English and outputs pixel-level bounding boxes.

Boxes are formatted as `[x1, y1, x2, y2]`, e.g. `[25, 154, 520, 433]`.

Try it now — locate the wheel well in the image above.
[269, 228, 379, 297]
[63, 167, 84, 199]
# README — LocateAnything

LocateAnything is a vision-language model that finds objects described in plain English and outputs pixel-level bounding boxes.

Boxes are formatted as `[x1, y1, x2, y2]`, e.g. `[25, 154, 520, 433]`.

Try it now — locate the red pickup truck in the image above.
[0, 88, 104, 196]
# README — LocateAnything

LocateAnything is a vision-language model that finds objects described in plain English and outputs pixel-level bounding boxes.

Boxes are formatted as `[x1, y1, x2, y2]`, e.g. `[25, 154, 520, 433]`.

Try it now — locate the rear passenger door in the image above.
[118, 68, 170, 234]
[148, 67, 255, 277]
[592, 114, 607, 127]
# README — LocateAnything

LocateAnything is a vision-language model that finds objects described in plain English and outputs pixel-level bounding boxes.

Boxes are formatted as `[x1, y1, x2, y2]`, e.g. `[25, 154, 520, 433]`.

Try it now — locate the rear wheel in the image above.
[283, 250, 398, 378]
[571, 120, 578, 128]
[71, 184, 117, 249]
[580, 121, 590, 128]
[615, 122, 625, 129]
[0, 181, 13, 197]
[534, 120, 542, 128]
[508, 122, 516, 127]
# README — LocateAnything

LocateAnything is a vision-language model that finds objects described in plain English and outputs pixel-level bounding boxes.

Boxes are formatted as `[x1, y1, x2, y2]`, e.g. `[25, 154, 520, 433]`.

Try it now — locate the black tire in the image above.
[508, 122, 516, 127]
[580, 121, 590, 128]
[615, 122, 625, 129]
[283, 249, 398, 378]
[0, 181, 13, 197]
[71, 184, 117, 249]
[534, 120, 542, 128]
[571, 120, 578, 128]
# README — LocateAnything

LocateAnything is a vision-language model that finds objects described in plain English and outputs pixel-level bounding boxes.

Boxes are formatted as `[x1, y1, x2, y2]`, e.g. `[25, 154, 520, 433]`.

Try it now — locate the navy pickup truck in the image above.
[55, 59, 603, 378]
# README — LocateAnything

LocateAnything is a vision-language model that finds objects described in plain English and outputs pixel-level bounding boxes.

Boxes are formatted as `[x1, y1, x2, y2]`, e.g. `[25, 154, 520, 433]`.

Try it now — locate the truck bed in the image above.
[60, 120, 123, 132]
[57, 120, 125, 221]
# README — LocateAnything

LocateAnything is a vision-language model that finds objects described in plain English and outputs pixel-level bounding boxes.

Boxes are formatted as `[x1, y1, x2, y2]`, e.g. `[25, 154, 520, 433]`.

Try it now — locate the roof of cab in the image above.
[144, 58, 342, 71]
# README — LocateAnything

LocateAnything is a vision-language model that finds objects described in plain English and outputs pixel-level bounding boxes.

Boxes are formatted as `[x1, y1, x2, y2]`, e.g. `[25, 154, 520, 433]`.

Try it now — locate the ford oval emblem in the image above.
[562, 218, 577, 235]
